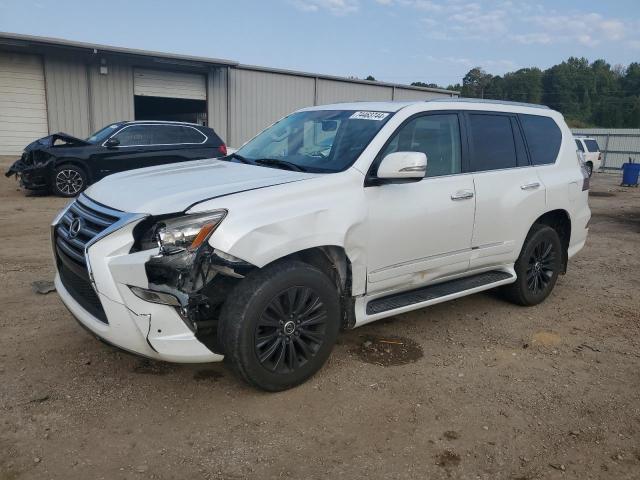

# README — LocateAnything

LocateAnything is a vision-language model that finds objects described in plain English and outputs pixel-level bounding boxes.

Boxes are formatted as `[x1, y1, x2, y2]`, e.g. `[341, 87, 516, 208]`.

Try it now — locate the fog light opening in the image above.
[129, 286, 181, 306]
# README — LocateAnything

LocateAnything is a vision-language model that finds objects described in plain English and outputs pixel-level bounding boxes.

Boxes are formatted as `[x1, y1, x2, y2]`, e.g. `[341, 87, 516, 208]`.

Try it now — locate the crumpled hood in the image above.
[25, 132, 90, 150]
[84, 159, 317, 214]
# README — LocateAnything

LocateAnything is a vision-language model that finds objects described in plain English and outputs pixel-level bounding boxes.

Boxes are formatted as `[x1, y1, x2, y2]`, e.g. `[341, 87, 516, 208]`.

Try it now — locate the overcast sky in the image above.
[1, 0, 639, 86]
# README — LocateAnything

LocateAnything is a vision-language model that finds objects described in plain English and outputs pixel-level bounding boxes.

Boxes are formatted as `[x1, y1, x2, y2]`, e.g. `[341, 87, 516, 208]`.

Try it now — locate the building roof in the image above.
[0, 31, 238, 67]
[0, 31, 458, 96]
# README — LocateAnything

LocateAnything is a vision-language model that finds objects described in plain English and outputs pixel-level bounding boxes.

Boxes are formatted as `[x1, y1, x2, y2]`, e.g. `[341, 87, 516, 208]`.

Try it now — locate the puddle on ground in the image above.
[132, 359, 175, 375]
[531, 331, 561, 347]
[443, 430, 460, 440]
[354, 335, 423, 366]
[193, 369, 224, 381]
[589, 191, 616, 197]
[436, 450, 461, 468]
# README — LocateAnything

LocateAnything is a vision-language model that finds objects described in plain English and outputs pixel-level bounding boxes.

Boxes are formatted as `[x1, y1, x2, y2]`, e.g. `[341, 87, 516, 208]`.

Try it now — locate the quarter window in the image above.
[468, 114, 518, 171]
[380, 114, 462, 177]
[575, 139, 584, 152]
[520, 114, 562, 165]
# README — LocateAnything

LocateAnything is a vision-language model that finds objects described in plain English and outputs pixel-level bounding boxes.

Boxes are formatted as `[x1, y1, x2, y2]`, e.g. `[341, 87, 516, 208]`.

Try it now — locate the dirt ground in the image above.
[1, 155, 639, 480]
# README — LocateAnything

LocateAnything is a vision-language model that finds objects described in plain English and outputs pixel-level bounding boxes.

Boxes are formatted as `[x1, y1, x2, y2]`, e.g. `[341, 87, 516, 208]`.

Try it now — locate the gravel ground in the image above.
[1, 156, 639, 480]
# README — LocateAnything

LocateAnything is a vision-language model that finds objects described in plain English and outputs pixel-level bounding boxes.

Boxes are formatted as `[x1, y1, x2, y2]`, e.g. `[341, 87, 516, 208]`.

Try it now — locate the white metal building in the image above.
[0, 32, 457, 155]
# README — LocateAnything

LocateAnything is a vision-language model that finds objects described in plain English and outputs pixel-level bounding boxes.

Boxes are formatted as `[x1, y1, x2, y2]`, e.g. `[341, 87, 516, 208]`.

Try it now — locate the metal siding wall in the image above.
[0, 52, 48, 154]
[228, 69, 314, 147]
[393, 87, 453, 101]
[43, 57, 90, 138]
[88, 60, 134, 130]
[207, 67, 228, 142]
[316, 79, 393, 104]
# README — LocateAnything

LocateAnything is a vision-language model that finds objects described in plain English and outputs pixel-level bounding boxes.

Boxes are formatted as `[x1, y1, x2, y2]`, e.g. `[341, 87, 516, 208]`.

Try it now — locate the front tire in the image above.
[53, 164, 87, 197]
[503, 224, 562, 306]
[220, 260, 341, 391]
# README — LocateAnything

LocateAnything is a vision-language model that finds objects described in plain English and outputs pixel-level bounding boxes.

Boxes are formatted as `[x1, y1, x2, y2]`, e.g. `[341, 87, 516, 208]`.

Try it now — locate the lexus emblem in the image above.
[69, 217, 83, 238]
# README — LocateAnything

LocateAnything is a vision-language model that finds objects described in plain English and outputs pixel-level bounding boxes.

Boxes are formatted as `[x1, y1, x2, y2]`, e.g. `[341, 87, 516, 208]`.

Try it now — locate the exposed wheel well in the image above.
[532, 210, 571, 273]
[269, 246, 356, 329]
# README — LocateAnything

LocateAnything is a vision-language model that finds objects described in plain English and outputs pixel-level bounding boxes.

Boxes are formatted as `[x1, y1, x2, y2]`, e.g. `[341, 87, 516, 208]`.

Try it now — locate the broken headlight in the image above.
[143, 210, 227, 255]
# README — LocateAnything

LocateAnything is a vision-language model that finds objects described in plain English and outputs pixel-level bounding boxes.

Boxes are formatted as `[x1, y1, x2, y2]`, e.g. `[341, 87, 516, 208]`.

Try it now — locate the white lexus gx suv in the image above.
[52, 99, 590, 391]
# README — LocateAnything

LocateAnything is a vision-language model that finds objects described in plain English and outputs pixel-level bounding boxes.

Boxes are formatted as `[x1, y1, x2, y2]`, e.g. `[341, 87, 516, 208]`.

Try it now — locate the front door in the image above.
[92, 124, 165, 179]
[365, 113, 476, 294]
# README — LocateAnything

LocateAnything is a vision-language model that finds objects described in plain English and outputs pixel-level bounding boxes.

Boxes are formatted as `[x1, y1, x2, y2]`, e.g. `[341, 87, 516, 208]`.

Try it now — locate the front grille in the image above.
[54, 195, 123, 324]
[55, 196, 120, 266]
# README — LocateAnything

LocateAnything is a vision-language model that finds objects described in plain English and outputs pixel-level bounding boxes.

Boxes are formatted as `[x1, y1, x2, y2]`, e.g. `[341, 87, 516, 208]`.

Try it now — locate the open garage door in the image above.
[0, 53, 48, 155]
[134, 68, 207, 124]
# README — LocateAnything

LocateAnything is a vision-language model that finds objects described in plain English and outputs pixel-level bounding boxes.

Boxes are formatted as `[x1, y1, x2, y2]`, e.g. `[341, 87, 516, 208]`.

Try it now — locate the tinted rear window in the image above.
[468, 114, 517, 171]
[520, 114, 562, 165]
[584, 139, 600, 152]
[575, 139, 584, 152]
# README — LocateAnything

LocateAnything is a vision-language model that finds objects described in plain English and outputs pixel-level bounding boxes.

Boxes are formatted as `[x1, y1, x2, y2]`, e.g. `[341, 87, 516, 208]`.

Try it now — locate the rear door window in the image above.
[467, 113, 518, 171]
[584, 139, 600, 152]
[575, 139, 585, 152]
[519, 114, 562, 165]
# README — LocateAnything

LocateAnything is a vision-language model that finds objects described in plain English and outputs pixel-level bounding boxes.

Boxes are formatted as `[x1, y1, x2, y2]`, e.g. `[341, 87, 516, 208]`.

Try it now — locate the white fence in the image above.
[571, 128, 640, 170]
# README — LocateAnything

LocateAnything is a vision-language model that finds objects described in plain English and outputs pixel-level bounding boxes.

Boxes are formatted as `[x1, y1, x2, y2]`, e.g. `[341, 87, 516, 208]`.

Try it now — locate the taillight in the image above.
[598, 152, 602, 161]
[218, 144, 227, 156]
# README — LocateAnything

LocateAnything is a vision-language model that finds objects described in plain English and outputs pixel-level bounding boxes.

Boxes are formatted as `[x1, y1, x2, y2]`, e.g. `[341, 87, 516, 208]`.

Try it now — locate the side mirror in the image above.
[377, 151, 427, 180]
[104, 137, 120, 148]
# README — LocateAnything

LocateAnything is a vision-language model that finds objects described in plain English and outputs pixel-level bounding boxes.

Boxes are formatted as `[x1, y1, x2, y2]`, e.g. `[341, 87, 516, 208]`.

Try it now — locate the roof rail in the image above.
[426, 98, 550, 110]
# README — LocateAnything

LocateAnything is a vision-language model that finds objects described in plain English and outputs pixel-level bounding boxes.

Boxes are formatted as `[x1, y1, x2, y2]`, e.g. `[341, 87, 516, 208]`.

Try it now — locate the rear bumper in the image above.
[568, 203, 590, 259]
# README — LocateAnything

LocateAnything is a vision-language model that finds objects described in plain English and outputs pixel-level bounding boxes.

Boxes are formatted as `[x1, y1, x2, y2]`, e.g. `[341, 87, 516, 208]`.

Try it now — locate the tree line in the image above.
[411, 58, 640, 128]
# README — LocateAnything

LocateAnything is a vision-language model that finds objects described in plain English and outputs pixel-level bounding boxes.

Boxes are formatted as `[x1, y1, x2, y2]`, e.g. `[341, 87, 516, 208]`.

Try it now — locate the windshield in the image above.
[234, 110, 393, 173]
[86, 123, 122, 144]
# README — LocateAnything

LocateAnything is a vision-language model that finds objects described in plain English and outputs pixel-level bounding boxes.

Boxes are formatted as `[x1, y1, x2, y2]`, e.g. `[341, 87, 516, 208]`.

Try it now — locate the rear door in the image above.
[150, 124, 216, 162]
[465, 111, 546, 270]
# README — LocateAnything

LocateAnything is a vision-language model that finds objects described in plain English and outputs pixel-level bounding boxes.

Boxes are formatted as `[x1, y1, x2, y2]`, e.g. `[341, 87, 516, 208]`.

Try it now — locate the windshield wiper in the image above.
[254, 158, 306, 172]
[225, 152, 255, 165]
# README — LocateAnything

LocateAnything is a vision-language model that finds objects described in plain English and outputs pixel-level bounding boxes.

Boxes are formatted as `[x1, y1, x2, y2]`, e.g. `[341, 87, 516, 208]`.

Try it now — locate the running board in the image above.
[366, 270, 514, 315]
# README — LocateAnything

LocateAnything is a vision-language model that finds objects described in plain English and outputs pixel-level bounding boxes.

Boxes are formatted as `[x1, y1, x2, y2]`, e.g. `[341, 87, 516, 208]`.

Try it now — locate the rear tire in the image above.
[502, 224, 562, 306]
[53, 164, 87, 197]
[220, 260, 341, 391]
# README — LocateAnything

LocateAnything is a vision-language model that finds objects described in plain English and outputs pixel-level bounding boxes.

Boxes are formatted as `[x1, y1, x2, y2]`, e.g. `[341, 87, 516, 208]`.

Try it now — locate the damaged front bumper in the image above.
[5, 154, 53, 191]
[53, 199, 253, 363]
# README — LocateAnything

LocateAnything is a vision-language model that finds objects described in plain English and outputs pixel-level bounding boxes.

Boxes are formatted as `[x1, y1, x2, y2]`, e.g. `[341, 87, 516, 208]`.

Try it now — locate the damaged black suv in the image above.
[5, 121, 227, 197]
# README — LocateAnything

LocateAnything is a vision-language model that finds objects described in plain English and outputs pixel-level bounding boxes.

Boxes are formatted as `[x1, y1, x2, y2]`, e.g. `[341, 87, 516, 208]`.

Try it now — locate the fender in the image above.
[197, 168, 370, 296]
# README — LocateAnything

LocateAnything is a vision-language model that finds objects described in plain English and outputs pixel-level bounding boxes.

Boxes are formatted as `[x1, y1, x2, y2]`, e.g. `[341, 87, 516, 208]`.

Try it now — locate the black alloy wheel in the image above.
[526, 239, 556, 295]
[220, 259, 341, 391]
[502, 224, 562, 306]
[254, 286, 327, 374]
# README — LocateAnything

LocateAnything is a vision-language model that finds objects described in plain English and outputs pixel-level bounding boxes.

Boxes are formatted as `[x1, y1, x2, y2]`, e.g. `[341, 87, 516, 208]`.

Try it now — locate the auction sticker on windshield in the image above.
[350, 111, 389, 121]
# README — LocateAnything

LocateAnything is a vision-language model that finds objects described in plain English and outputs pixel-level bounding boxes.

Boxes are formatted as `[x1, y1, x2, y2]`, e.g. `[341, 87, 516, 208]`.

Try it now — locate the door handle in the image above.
[520, 182, 540, 190]
[451, 190, 474, 201]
